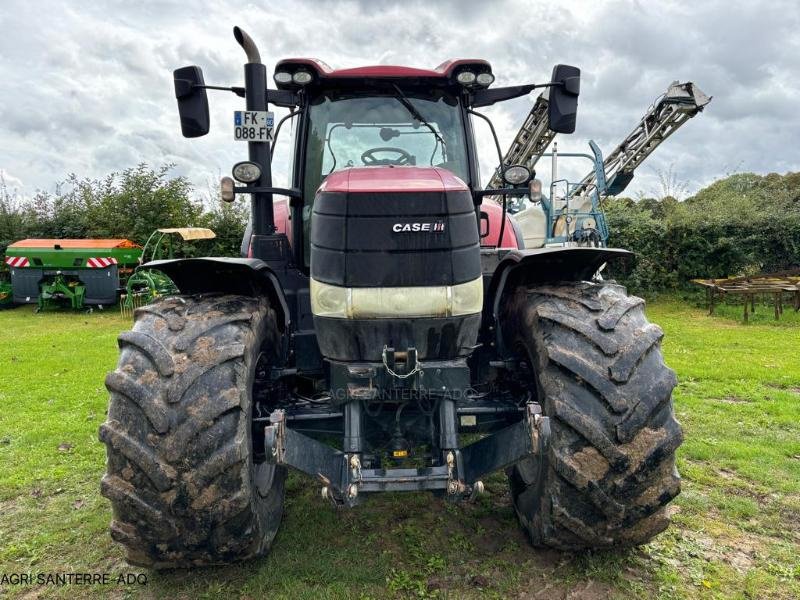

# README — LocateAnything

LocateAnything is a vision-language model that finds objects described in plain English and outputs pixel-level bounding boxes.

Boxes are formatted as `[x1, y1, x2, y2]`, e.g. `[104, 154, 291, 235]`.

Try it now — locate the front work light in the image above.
[456, 71, 477, 85]
[503, 164, 531, 186]
[274, 71, 293, 85]
[292, 71, 313, 85]
[232, 161, 262, 183]
[476, 72, 495, 86]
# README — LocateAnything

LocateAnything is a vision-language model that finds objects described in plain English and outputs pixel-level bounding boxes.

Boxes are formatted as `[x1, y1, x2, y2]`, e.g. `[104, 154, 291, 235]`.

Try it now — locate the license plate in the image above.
[233, 110, 274, 142]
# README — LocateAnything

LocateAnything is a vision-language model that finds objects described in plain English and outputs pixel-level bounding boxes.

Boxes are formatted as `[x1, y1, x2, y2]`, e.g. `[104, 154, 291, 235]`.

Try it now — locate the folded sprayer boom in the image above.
[489, 81, 711, 197]
[577, 81, 711, 195]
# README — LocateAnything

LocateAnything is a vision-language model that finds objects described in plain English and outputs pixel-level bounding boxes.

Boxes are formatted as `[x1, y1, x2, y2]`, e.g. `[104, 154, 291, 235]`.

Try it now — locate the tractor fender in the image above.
[141, 257, 290, 332]
[483, 247, 632, 356]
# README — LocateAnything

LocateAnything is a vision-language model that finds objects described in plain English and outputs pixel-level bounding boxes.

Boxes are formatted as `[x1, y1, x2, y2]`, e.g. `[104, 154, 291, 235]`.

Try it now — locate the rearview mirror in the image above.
[548, 64, 580, 134]
[173, 66, 210, 138]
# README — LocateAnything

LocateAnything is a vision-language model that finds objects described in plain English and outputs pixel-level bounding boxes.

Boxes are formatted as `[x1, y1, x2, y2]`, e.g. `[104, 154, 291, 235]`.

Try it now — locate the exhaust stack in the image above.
[233, 27, 275, 237]
[233, 26, 261, 64]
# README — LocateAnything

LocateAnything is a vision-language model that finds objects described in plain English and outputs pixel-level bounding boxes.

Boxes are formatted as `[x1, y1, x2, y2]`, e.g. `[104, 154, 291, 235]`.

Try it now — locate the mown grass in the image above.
[0, 296, 798, 599]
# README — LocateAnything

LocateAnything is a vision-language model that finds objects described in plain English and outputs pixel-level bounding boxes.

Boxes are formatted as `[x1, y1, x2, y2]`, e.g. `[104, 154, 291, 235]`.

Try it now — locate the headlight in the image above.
[456, 71, 476, 85]
[274, 71, 293, 85]
[232, 161, 261, 183]
[292, 71, 313, 85]
[503, 165, 531, 186]
[450, 278, 483, 316]
[310, 278, 483, 319]
[310, 279, 349, 317]
[476, 72, 495, 86]
[351, 286, 449, 318]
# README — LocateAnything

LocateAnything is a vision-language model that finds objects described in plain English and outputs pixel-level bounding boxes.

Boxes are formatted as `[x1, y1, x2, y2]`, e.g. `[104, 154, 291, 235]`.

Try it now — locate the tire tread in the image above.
[100, 294, 285, 568]
[505, 281, 682, 549]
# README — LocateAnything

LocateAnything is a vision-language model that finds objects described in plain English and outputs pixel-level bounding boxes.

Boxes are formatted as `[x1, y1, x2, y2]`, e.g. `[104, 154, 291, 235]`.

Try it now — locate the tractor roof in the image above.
[273, 58, 492, 90]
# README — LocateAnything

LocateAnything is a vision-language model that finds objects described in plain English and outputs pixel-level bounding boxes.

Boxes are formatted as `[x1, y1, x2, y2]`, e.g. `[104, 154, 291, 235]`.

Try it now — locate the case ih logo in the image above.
[392, 221, 446, 233]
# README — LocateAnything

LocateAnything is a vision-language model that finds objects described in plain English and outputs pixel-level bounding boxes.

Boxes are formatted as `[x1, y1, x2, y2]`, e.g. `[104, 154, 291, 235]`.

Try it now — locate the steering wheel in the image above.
[361, 147, 415, 166]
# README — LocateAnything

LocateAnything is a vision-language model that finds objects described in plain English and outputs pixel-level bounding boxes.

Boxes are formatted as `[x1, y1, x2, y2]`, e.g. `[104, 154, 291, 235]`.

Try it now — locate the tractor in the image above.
[100, 27, 681, 568]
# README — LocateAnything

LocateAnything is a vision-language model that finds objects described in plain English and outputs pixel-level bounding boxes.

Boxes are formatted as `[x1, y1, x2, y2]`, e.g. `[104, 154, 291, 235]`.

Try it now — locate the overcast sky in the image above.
[1, 0, 798, 201]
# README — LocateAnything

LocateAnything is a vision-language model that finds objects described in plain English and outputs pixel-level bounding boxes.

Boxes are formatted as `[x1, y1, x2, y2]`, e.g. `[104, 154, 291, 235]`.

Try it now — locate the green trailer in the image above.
[4, 238, 142, 311]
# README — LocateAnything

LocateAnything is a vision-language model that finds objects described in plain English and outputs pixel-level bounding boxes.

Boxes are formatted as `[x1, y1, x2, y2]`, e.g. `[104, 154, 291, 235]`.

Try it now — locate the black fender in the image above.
[141, 257, 290, 332]
[484, 247, 632, 357]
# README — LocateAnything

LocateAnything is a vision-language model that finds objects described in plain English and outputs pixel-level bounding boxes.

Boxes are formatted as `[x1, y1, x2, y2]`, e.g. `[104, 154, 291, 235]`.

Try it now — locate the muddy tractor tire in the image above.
[99, 294, 286, 568]
[504, 281, 682, 550]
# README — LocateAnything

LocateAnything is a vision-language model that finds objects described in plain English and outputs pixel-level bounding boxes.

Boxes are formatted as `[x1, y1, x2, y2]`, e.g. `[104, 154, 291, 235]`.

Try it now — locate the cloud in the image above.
[0, 0, 797, 200]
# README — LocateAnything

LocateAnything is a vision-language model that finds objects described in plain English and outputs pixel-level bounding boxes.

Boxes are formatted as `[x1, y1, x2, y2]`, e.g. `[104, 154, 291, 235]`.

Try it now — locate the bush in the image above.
[4, 166, 799, 295]
[0, 164, 247, 258]
[605, 171, 800, 293]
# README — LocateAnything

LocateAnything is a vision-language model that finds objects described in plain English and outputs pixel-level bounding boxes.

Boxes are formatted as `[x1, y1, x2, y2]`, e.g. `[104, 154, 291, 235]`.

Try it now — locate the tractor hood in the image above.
[310, 165, 482, 362]
[318, 166, 469, 195]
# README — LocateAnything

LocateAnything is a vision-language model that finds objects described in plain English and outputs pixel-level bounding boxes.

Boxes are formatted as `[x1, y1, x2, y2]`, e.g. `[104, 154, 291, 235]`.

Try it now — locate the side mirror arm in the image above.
[471, 81, 564, 108]
[176, 82, 299, 107]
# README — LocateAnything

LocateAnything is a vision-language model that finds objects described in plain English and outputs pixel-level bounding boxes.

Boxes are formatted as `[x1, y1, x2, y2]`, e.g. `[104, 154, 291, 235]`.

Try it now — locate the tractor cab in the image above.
[276, 61, 479, 264]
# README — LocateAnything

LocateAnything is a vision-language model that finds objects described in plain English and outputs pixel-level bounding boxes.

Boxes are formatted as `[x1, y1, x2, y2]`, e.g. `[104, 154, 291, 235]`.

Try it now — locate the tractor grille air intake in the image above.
[311, 190, 480, 288]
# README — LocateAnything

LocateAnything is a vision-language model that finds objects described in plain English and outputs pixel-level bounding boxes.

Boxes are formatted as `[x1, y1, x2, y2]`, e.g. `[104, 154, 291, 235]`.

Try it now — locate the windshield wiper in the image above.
[391, 84, 447, 152]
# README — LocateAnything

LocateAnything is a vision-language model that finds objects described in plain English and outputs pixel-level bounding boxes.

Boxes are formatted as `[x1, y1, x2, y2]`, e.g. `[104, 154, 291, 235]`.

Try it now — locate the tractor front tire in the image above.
[99, 294, 286, 568]
[504, 282, 682, 550]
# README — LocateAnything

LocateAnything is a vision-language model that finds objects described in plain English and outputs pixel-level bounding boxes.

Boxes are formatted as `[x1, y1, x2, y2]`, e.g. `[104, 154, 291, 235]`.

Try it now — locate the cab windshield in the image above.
[303, 91, 469, 202]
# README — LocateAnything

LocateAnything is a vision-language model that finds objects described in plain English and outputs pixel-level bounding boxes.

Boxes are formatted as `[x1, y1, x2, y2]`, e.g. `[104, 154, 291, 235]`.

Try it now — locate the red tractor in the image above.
[100, 27, 681, 568]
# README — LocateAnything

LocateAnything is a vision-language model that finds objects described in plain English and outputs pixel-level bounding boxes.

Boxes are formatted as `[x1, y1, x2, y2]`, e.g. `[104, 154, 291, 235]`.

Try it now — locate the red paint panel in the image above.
[275, 58, 334, 74]
[245, 198, 292, 258]
[319, 167, 469, 194]
[434, 59, 492, 76]
[479, 201, 519, 249]
[327, 65, 443, 78]
[273, 198, 291, 239]
[274, 58, 492, 80]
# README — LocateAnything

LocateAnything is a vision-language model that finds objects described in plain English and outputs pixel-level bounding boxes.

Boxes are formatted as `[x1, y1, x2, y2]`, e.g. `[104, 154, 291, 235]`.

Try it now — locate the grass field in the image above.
[0, 296, 799, 599]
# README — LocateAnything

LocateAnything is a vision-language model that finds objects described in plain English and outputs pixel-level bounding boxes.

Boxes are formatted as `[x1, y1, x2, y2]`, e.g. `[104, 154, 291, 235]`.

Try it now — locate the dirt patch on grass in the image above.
[692, 531, 759, 574]
[718, 395, 750, 403]
[514, 578, 624, 599]
[763, 384, 800, 395]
